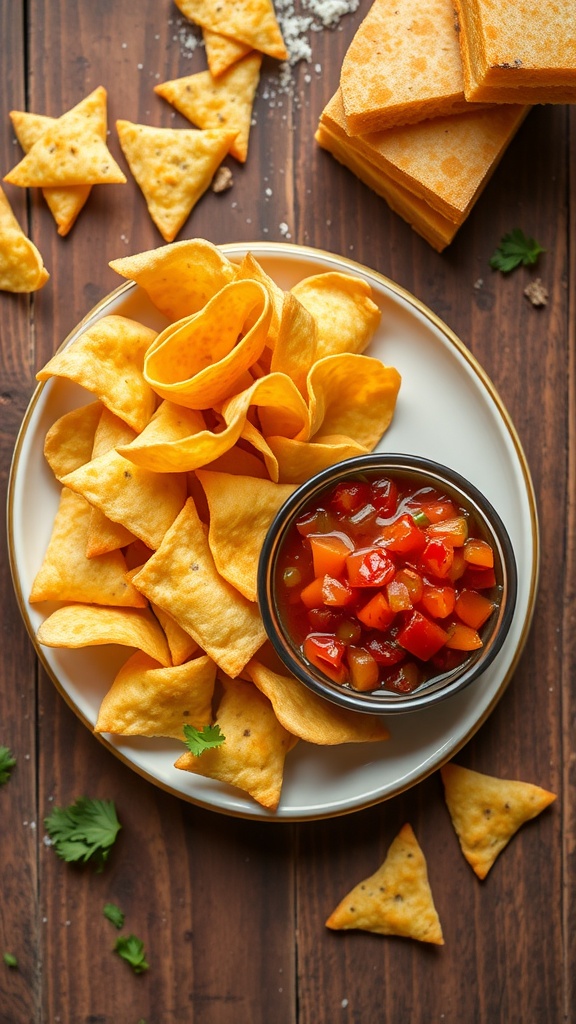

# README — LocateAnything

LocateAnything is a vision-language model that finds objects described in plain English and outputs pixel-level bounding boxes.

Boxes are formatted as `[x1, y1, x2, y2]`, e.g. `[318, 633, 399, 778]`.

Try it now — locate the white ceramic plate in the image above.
[8, 242, 539, 821]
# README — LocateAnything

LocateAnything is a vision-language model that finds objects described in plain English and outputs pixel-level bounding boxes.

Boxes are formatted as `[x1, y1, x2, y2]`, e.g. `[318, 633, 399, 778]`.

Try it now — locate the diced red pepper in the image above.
[461, 566, 497, 590]
[330, 481, 371, 515]
[394, 567, 424, 603]
[364, 635, 405, 666]
[321, 575, 354, 607]
[299, 576, 326, 609]
[426, 516, 468, 546]
[417, 499, 458, 523]
[370, 477, 398, 517]
[380, 514, 426, 555]
[396, 610, 449, 661]
[357, 592, 395, 631]
[383, 662, 422, 694]
[346, 547, 396, 587]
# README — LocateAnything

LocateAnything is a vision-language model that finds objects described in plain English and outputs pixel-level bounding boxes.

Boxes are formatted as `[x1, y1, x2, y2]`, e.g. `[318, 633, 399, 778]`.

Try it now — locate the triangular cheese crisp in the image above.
[4, 87, 126, 188]
[0, 185, 49, 292]
[155, 53, 262, 163]
[203, 28, 253, 77]
[116, 120, 237, 241]
[440, 762, 556, 879]
[174, 0, 287, 60]
[325, 823, 444, 944]
[10, 110, 93, 235]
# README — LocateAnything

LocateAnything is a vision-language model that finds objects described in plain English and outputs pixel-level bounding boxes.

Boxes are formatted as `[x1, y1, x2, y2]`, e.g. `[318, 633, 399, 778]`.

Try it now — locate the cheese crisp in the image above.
[173, 0, 287, 61]
[0, 185, 49, 292]
[340, 0, 471, 135]
[454, 0, 576, 103]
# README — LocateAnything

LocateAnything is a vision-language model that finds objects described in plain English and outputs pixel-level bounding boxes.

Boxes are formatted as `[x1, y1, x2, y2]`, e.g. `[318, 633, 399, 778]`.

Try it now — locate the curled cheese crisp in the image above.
[144, 279, 272, 409]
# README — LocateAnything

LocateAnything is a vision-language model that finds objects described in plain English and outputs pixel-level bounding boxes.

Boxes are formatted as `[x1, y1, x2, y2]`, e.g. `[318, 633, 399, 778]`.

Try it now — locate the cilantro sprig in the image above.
[114, 934, 149, 975]
[490, 229, 545, 273]
[103, 902, 125, 929]
[183, 723, 225, 756]
[0, 745, 16, 786]
[44, 797, 121, 871]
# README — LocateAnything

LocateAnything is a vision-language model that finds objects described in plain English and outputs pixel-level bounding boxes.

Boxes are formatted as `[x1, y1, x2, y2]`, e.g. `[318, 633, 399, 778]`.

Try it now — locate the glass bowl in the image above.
[257, 453, 518, 714]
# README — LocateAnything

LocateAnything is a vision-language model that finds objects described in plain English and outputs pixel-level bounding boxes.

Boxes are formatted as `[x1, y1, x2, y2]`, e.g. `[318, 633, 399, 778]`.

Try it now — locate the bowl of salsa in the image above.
[257, 454, 518, 713]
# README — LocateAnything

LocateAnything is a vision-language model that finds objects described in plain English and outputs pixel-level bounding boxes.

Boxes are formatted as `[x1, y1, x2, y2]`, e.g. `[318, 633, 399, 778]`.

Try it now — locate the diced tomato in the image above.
[330, 481, 371, 515]
[380, 514, 426, 555]
[461, 566, 497, 590]
[420, 538, 454, 578]
[445, 622, 483, 651]
[322, 575, 354, 607]
[296, 507, 333, 537]
[383, 662, 422, 694]
[307, 607, 340, 632]
[396, 610, 449, 661]
[346, 547, 396, 587]
[394, 567, 423, 603]
[303, 634, 348, 683]
[357, 592, 395, 631]
[364, 635, 405, 666]
[309, 532, 354, 578]
[346, 647, 380, 691]
[455, 589, 494, 629]
[386, 579, 412, 612]
[426, 516, 468, 546]
[463, 537, 494, 568]
[420, 584, 456, 619]
[370, 477, 398, 517]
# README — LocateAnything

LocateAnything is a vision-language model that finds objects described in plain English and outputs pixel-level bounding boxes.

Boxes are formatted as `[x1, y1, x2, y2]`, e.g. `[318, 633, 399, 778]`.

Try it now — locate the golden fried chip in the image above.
[196, 471, 297, 600]
[440, 762, 557, 879]
[155, 53, 262, 163]
[204, 443, 268, 478]
[29, 488, 146, 608]
[61, 448, 187, 551]
[95, 651, 216, 738]
[203, 28, 253, 77]
[266, 433, 369, 484]
[232, 251, 285, 343]
[247, 654, 390, 744]
[0, 185, 49, 293]
[4, 87, 126, 187]
[116, 120, 237, 242]
[131, 498, 266, 677]
[37, 604, 171, 666]
[152, 605, 199, 665]
[325, 823, 444, 944]
[174, 675, 294, 810]
[36, 315, 157, 433]
[291, 272, 381, 358]
[174, 0, 288, 61]
[86, 409, 138, 557]
[118, 373, 309, 475]
[109, 238, 236, 322]
[307, 353, 401, 446]
[43, 402, 103, 480]
[143, 279, 271, 408]
[269, 291, 318, 395]
[10, 111, 93, 236]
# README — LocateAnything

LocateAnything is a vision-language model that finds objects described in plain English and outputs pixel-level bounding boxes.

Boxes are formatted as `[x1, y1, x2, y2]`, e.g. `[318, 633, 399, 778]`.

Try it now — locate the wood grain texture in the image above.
[0, 0, 573, 1021]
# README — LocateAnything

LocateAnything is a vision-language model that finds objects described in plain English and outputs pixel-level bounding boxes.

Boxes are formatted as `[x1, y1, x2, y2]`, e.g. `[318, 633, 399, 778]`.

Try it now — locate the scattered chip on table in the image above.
[440, 762, 557, 879]
[0, 185, 49, 293]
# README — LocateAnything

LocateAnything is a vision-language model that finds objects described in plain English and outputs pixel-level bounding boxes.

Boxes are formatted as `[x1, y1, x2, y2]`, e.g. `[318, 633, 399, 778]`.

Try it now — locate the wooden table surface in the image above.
[1, 1, 574, 1022]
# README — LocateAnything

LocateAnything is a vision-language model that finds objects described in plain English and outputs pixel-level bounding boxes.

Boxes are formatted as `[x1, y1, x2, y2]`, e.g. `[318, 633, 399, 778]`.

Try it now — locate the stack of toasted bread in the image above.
[315, 0, 575, 250]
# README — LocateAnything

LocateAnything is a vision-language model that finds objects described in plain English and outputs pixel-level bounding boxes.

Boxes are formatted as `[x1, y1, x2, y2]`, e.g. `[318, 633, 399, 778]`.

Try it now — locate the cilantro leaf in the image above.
[183, 723, 225, 757]
[114, 934, 149, 974]
[44, 797, 121, 871]
[3, 953, 18, 969]
[489, 229, 546, 273]
[103, 902, 125, 929]
[0, 745, 16, 786]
